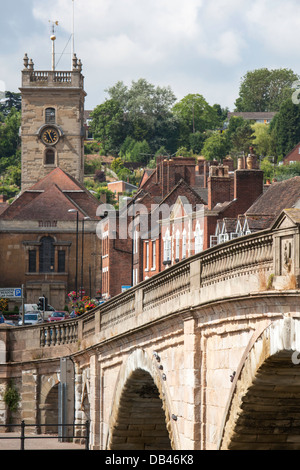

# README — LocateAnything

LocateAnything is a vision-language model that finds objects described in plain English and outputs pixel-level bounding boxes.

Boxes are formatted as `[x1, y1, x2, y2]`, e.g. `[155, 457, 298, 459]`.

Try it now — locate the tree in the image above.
[201, 133, 229, 160]
[235, 68, 299, 112]
[90, 99, 128, 155]
[129, 140, 152, 163]
[0, 91, 21, 116]
[0, 109, 21, 176]
[251, 123, 274, 157]
[226, 117, 255, 156]
[270, 99, 300, 158]
[105, 79, 178, 152]
[172, 94, 220, 148]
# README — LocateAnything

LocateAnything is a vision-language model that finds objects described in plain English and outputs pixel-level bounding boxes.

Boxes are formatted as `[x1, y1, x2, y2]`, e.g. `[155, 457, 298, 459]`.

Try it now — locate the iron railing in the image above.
[0, 421, 90, 450]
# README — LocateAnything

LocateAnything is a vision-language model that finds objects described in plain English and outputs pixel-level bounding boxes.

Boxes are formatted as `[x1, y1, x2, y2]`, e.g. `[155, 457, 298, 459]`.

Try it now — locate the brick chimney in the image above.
[234, 154, 264, 214]
[157, 156, 196, 197]
[208, 165, 232, 210]
[0, 194, 7, 203]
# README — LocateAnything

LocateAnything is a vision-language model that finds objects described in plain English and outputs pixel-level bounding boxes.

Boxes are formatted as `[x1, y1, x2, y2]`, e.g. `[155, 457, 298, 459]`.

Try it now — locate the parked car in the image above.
[19, 303, 39, 314]
[18, 311, 44, 326]
[47, 311, 69, 322]
[0, 315, 5, 324]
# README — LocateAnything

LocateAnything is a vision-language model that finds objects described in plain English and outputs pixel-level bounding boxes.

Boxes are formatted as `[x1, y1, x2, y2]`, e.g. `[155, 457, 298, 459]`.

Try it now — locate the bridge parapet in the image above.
[1, 209, 299, 363]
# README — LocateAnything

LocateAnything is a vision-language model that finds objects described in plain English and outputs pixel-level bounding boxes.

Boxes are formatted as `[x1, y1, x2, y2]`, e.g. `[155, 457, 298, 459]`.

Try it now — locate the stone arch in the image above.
[107, 348, 178, 450]
[39, 373, 60, 434]
[219, 317, 300, 450]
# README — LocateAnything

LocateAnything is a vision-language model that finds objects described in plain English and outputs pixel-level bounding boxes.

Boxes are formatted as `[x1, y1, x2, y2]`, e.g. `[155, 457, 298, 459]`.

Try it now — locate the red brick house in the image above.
[99, 150, 265, 297]
[283, 143, 300, 165]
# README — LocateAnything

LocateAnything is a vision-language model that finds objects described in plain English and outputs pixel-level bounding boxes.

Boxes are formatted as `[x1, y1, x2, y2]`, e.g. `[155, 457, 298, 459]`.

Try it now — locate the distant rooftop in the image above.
[227, 112, 277, 121]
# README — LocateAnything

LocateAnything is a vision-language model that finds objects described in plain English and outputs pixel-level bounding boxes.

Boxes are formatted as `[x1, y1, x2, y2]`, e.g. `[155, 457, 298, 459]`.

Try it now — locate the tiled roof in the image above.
[0, 168, 100, 221]
[246, 176, 300, 221]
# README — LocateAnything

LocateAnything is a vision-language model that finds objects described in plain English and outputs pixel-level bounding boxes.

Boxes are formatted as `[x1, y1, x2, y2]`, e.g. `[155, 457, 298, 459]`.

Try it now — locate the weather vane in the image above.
[49, 20, 59, 71]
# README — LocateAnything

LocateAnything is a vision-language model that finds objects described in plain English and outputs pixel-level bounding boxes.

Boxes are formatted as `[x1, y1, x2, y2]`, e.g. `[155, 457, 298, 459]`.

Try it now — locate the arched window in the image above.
[45, 107, 56, 124]
[39, 236, 55, 273]
[45, 149, 55, 165]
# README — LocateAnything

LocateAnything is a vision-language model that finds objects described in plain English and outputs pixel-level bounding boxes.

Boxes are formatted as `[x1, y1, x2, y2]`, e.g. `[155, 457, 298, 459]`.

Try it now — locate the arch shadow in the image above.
[219, 317, 300, 450]
[106, 348, 179, 450]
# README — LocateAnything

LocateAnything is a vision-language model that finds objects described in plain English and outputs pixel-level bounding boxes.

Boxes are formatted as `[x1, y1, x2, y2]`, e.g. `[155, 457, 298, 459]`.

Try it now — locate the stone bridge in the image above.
[2, 209, 300, 450]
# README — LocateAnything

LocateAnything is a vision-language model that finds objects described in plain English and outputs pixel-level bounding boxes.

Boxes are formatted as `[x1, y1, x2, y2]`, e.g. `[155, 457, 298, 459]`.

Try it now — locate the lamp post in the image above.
[68, 209, 79, 298]
[80, 216, 90, 300]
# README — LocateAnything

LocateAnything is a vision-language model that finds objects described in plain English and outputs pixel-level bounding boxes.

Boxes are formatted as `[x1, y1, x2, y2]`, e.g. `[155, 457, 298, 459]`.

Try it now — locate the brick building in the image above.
[99, 149, 265, 297]
[283, 142, 300, 165]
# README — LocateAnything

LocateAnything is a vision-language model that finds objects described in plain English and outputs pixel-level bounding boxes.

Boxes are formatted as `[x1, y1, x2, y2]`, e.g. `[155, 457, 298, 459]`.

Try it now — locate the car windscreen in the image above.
[25, 315, 38, 320]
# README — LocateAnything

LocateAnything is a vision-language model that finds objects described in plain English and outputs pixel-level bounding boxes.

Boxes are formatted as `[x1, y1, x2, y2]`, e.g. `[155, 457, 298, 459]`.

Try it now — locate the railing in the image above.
[0, 421, 89, 450]
[143, 262, 190, 310]
[35, 229, 276, 348]
[201, 232, 273, 286]
[40, 320, 79, 346]
[26, 71, 82, 87]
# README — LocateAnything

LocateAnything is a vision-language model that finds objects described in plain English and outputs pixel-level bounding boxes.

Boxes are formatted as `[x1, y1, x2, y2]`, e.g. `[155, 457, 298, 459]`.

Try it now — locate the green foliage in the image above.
[0, 109, 21, 161]
[235, 68, 299, 112]
[84, 156, 103, 174]
[84, 141, 102, 154]
[270, 99, 300, 159]
[201, 132, 229, 160]
[189, 131, 208, 154]
[4, 381, 20, 413]
[102, 78, 178, 154]
[90, 99, 127, 156]
[0, 92, 21, 117]
[172, 94, 221, 148]
[251, 123, 274, 157]
[260, 157, 276, 181]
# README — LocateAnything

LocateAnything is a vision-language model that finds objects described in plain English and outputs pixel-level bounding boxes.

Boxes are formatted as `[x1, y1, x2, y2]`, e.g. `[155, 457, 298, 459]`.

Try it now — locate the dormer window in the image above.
[45, 107, 56, 124]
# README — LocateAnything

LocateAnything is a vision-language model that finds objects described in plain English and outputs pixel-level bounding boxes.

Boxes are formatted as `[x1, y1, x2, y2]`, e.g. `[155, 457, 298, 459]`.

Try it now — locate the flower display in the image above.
[0, 298, 8, 312]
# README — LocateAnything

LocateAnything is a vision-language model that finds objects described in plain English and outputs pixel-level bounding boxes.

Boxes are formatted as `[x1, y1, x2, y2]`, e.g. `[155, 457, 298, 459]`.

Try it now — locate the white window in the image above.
[152, 241, 156, 270]
[182, 229, 187, 259]
[145, 242, 149, 271]
[175, 230, 180, 260]
[218, 234, 229, 244]
[210, 235, 218, 247]
[194, 223, 203, 254]
[134, 229, 139, 254]
[163, 228, 171, 262]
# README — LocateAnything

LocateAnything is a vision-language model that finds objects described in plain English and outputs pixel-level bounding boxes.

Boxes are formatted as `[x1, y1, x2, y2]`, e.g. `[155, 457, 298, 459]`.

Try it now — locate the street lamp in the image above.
[80, 216, 90, 300]
[68, 209, 79, 298]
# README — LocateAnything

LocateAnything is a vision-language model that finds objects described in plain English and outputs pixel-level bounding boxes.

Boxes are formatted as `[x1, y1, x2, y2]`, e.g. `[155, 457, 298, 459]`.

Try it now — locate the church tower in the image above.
[19, 46, 86, 190]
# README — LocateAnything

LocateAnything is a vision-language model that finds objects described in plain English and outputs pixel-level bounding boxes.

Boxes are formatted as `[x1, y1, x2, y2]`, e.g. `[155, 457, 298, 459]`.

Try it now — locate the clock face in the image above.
[41, 127, 59, 145]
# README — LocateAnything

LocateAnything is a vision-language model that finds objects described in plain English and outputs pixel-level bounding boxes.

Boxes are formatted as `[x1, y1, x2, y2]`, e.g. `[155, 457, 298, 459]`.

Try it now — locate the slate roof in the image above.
[246, 176, 300, 224]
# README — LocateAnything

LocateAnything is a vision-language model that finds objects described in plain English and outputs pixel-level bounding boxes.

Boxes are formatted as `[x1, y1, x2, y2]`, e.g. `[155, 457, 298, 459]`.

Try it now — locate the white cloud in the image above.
[1, 0, 300, 110]
[245, 0, 300, 57]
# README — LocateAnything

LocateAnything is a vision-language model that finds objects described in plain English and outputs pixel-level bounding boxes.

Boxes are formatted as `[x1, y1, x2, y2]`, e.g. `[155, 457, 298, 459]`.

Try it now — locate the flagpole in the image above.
[71, 0, 75, 69]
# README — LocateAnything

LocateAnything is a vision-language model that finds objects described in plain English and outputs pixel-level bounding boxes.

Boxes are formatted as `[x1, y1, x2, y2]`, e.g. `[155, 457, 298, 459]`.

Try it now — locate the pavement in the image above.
[0, 432, 87, 451]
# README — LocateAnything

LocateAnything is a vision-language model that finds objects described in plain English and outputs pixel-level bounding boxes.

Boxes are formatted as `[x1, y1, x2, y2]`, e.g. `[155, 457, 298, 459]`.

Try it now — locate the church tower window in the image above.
[45, 107, 56, 124]
[45, 149, 55, 165]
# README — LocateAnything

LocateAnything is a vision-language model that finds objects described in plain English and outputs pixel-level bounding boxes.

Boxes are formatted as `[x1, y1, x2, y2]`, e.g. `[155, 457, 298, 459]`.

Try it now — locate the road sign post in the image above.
[0, 286, 24, 323]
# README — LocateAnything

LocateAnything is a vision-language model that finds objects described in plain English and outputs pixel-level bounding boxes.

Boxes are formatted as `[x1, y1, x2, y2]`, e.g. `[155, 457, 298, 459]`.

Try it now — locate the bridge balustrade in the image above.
[35, 227, 277, 351]
[40, 320, 79, 347]
[0, 218, 292, 363]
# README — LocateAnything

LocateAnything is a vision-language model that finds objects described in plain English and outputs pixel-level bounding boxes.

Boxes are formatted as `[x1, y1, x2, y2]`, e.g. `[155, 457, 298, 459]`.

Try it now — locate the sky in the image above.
[1, 0, 300, 111]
